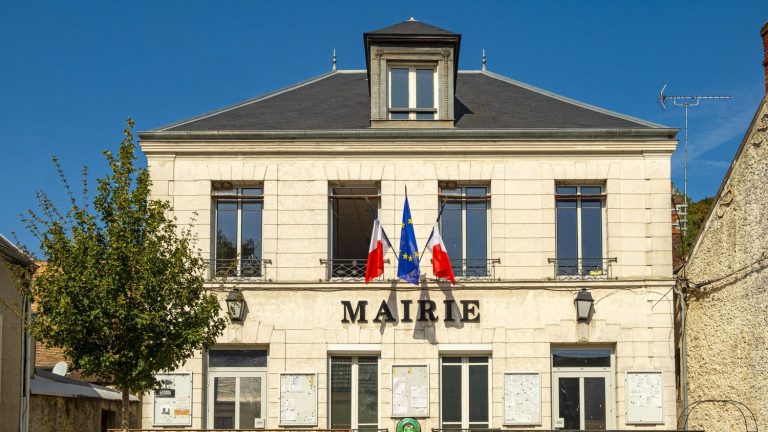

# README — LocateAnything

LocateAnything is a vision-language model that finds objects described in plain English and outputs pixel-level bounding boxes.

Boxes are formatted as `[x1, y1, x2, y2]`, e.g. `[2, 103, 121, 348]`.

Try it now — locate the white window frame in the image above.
[206, 367, 268, 429]
[438, 184, 491, 262]
[550, 347, 615, 430]
[328, 356, 380, 429]
[387, 65, 438, 120]
[554, 184, 608, 276]
[212, 185, 264, 276]
[439, 356, 492, 429]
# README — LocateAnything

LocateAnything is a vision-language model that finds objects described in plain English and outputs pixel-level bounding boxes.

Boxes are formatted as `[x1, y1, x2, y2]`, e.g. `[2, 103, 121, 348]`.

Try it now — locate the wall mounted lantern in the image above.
[226, 288, 246, 321]
[574, 288, 594, 322]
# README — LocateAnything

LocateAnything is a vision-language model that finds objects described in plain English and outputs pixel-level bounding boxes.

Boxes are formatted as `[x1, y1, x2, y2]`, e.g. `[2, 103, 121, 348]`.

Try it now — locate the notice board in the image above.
[625, 371, 664, 424]
[279, 373, 317, 426]
[391, 365, 429, 417]
[153, 372, 192, 426]
[503, 372, 541, 425]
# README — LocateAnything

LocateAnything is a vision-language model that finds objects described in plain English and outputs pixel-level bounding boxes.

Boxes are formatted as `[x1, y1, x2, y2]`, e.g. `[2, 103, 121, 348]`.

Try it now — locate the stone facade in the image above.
[683, 98, 768, 431]
[138, 19, 680, 432]
[138, 147, 679, 430]
[29, 394, 139, 432]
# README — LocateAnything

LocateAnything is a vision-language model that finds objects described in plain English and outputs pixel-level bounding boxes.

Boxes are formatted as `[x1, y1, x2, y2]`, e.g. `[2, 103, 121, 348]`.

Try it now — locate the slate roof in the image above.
[158, 70, 662, 132]
[367, 19, 459, 36]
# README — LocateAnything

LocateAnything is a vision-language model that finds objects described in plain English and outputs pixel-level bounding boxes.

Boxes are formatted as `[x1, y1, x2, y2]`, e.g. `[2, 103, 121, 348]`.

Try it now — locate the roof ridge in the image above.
[151, 71, 340, 132]
[479, 70, 669, 129]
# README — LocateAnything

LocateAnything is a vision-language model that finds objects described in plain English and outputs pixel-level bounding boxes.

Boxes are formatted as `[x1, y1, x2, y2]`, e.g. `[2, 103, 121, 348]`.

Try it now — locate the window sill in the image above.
[370, 119, 454, 129]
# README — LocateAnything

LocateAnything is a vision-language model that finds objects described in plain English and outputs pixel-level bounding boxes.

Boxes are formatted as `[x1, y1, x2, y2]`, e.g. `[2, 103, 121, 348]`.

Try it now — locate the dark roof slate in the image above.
[161, 71, 660, 132]
[367, 19, 458, 36]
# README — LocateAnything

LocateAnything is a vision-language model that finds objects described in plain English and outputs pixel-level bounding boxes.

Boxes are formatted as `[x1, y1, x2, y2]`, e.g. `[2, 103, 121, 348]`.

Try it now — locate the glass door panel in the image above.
[330, 357, 352, 429]
[357, 357, 378, 429]
[468, 362, 488, 427]
[213, 377, 236, 429]
[239, 377, 262, 428]
[584, 377, 606, 430]
[558, 377, 580, 430]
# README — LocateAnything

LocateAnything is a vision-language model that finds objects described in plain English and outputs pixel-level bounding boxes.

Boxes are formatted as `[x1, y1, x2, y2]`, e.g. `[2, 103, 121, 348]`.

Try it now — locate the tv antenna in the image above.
[657, 83, 730, 237]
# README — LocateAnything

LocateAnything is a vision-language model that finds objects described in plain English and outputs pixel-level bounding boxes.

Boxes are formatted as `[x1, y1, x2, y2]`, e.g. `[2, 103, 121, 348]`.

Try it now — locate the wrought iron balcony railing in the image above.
[429, 258, 501, 280]
[320, 258, 390, 281]
[547, 257, 617, 280]
[206, 257, 272, 281]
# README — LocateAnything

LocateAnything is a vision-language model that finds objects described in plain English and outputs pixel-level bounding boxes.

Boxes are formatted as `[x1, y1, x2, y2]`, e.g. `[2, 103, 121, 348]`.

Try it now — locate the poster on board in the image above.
[279, 373, 318, 426]
[503, 372, 541, 425]
[391, 365, 429, 418]
[153, 372, 192, 426]
[626, 371, 664, 424]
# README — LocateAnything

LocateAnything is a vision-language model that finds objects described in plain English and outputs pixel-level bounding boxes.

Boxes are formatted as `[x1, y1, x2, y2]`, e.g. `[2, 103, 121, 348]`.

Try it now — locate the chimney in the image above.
[762, 20, 768, 94]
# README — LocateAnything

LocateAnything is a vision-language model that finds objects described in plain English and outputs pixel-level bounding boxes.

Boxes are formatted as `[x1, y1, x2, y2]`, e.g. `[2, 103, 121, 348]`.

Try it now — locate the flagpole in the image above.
[364, 196, 397, 257]
[417, 197, 448, 265]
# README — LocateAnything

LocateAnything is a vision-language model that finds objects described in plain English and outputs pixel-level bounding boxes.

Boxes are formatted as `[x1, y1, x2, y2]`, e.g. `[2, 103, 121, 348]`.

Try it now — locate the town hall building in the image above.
[139, 19, 679, 431]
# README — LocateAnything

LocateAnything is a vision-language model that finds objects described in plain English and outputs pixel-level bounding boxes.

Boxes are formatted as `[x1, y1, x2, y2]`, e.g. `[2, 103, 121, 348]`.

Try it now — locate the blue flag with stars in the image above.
[397, 195, 421, 285]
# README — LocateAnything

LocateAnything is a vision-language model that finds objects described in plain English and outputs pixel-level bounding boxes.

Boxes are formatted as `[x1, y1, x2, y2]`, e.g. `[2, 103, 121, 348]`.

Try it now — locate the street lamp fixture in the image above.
[575, 288, 594, 323]
[226, 288, 246, 321]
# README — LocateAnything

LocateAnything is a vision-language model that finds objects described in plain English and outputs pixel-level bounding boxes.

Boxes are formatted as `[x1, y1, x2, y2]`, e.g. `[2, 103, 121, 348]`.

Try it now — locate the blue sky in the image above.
[1, 1, 765, 252]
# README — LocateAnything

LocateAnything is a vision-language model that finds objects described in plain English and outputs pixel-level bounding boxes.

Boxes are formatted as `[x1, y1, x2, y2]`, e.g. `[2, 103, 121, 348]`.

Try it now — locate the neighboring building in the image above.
[139, 20, 680, 430]
[29, 369, 140, 432]
[0, 234, 35, 432]
[680, 21, 768, 432]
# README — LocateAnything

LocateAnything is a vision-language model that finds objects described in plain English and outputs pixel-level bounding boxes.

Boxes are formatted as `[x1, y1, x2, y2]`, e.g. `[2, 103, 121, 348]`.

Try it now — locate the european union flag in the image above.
[397, 195, 421, 285]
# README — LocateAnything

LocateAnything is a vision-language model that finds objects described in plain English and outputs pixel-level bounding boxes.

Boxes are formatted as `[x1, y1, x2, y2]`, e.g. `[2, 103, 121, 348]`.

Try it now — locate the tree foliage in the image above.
[682, 195, 715, 255]
[24, 120, 227, 428]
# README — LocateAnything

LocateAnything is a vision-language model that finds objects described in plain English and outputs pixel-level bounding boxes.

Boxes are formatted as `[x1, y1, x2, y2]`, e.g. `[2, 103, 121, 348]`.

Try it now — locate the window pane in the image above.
[357, 358, 378, 425]
[216, 201, 237, 265]
[241, 200, 262, 277]
[466, 187, 488, 277]
[581, 200, 603, 274]
[441, 364, 462, 422]
[391, 112, 409, 120]
[213, 377, 236, 429]
[581, 186, 602, 195]
[416, 69, 434, 108]
[241, 187, 263, 196]
[558, 377, 581, 430]
[330, 357, 352, 429]
[584, 377, 607, 430]
[552, 349, 611, 367]
[556, 199, 578, 275]
[390, 68, 409, 108]
[240, 377, 262, 427]
[209, 350, 268, 368]
[556, 185, 577, 195]
[441, 201, 463, 276]
[468, 363, 488, 422]
[415, 112, 435, 120]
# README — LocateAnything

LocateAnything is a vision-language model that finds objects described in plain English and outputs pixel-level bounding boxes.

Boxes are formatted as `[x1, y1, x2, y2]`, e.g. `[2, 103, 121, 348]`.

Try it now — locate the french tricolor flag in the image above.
[365, 218, 392, 283]
[426, 223, 456, 284]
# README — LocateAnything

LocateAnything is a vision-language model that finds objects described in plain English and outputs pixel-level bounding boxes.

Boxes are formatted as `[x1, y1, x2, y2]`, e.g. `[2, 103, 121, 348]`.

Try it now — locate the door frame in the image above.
[438, 355, 493, 429]
[327, 355, 381, 429]
[206, 368, 268, 429]
[551, 370, 614, 430]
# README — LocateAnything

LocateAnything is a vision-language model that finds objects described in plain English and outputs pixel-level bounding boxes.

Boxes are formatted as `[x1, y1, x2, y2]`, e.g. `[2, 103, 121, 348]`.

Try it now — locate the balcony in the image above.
[320, 258, 390, 281]
[438, 258, 501, 280]
[206, 257, 272, 281]
[547, 257, 617, 280]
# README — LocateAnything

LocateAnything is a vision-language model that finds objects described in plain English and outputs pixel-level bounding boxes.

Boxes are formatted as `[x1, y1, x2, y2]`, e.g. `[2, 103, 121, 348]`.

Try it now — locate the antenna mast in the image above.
[657, 83, 730, 239]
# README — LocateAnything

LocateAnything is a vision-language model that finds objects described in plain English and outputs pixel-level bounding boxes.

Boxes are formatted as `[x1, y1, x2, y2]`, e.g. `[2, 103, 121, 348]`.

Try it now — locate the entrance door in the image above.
[329, 356, 379, 430]
[551, 348, 614, 430]
[207, 371, 267, 429]
[440, 356, 490, 429]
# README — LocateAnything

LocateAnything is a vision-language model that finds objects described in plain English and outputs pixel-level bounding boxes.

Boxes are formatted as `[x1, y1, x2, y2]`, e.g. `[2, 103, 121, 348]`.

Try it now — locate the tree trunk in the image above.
[121, 386, 130, 431]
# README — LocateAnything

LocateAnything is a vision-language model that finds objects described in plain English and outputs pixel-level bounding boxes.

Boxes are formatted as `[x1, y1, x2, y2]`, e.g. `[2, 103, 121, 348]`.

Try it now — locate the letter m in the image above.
[341, 301, 368, 323]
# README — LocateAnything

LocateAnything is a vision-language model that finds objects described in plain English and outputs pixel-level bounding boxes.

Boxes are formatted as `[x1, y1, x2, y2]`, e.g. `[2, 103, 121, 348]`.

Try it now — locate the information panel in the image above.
[279, 373, 317, 426]
[153, 372, 192, 426]
[503, 372, 541, 425]
[391, 365, 429, 418]
[625, 371, 664, 424]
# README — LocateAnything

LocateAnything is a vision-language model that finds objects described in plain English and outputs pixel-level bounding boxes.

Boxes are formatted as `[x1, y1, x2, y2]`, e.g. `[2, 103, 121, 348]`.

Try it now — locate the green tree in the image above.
[682, 195, 715, 255]
[24, 120, 227, 430]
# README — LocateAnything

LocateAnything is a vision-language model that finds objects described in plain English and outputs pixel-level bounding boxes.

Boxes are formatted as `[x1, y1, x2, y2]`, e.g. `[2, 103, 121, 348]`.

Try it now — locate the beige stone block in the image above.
[648, 313, 673, 328]
[621, 194, 647, 209]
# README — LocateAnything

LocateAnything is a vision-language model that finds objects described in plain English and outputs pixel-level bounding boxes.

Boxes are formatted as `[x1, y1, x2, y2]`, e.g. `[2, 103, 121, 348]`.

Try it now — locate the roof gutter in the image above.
[139, 127, 678, 142]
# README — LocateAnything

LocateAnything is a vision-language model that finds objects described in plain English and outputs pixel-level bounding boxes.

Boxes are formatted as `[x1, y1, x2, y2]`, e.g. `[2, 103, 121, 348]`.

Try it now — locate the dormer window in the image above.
[389, 66, 437, 120]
